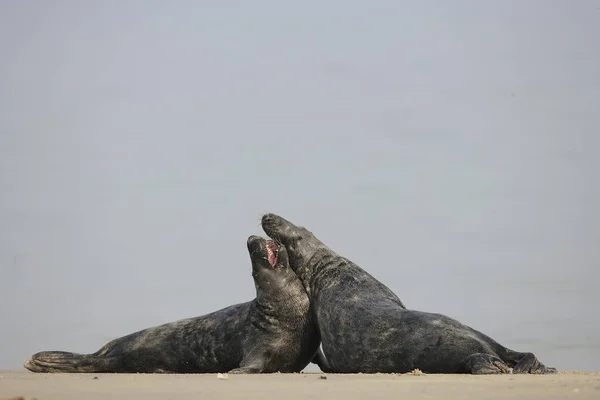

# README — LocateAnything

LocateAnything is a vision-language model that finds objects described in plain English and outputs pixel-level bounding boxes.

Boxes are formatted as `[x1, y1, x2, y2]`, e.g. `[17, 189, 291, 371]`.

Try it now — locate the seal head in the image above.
[246, 235, 299, 306]
[260, 214, 331, 293]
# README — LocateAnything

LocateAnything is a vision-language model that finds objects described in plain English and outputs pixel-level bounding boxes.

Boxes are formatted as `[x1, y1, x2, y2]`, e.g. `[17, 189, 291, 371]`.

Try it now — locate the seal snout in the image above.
[247, 235, 263, 247]
[247, 236, 279, 267]
[262, 213, 278, 222]
[261, 213, 285, 239]
[265, 240, 279, 267]
[261, 213, 278, 228]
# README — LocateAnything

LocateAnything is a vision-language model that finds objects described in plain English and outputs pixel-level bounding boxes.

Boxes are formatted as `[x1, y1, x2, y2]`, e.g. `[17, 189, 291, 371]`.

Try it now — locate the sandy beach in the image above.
[1, 371, 599, 400]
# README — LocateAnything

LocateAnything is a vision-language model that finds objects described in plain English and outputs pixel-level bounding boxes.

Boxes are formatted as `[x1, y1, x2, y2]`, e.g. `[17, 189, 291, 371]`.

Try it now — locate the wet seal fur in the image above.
[24, 235, 319, 373]
[262, 213, 557, 375]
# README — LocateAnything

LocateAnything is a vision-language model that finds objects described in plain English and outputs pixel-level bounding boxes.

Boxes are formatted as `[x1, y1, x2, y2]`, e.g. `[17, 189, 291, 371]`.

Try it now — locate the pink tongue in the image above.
[268, 252, 277, 266]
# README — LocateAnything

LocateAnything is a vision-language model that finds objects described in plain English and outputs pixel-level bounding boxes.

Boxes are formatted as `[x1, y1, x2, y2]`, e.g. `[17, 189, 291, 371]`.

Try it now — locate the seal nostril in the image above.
[261, 214, 278, 233]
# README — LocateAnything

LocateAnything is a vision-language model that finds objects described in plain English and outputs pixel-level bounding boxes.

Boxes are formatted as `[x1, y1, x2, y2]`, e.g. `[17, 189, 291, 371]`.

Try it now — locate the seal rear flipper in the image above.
[494, 346, 558, 374]
[463, 353, 510, 374]
[24, 351, 119, 373]
[511, 352, 558, 374]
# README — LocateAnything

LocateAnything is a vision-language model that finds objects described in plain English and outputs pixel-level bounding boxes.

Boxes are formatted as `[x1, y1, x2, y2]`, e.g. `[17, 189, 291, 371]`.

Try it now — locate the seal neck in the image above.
[294, 248, 340, 293]
[254, 279, 309, 321]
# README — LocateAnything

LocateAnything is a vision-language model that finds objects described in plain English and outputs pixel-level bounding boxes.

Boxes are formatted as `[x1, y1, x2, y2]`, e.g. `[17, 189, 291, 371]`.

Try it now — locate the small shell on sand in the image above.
[405, 369, 425, 376]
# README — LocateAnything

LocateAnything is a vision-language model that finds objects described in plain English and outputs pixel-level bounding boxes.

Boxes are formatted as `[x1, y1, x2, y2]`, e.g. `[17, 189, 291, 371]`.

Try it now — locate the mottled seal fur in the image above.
[24, 235, 319, 373]
[262, 213, 557, 375]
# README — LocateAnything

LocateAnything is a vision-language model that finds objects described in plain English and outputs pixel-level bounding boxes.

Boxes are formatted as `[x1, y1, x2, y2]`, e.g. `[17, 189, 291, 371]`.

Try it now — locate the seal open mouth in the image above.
[266, 240, 279, 267]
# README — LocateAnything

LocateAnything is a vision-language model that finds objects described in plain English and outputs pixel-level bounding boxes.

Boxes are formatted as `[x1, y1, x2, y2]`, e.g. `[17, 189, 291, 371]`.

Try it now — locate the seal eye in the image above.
[266, 241, 279, 267]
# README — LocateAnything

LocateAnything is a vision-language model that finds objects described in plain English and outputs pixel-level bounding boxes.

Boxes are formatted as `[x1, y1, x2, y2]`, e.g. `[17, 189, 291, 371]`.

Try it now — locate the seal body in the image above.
[24, 236, 319, 374]
[262, 213, 556, 374]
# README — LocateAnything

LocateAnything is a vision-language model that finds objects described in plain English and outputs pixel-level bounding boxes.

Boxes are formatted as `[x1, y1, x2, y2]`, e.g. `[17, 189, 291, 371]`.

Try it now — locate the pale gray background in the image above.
[1, 0, 598, 372]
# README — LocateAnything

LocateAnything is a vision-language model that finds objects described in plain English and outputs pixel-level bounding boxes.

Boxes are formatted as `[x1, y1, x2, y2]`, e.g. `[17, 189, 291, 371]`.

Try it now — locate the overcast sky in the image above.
[1, 0, 598, 372]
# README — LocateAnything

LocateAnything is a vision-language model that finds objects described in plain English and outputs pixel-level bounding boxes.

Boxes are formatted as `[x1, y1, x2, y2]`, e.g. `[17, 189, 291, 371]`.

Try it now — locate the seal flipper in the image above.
[228, 357, 266, 374]
[229, 349, 270, 374]
[24, 351, 119, 373]
[311, 348, 334, 373]
[463, 353, 510, 374]
[511, 352, 557, 374]
[228, 366, 263, 374]
[493, 345, 557, 374]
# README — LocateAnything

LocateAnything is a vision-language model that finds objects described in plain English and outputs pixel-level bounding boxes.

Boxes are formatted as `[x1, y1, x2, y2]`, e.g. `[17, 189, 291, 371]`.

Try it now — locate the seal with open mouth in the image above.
[262, 213, 556, 375]
[24, 235, 319, 374]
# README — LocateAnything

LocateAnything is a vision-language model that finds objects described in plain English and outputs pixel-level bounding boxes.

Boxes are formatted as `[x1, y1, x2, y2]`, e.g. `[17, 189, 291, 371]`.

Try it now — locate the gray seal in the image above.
[261, 213, 557, 374]
[24, 235, 319, 373]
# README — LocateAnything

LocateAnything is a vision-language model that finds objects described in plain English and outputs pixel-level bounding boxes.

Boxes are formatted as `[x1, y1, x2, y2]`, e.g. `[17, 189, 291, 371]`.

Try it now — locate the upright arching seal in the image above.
[24, 235, 319, 374]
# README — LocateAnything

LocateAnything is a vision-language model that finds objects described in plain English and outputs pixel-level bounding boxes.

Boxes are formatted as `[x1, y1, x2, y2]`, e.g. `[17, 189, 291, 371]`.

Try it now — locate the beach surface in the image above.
[1, 371, 599, 400]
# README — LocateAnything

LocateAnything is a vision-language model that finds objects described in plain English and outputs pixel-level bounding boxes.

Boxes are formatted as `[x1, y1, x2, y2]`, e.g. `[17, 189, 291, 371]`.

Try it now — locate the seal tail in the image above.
[24, 351, 118, 373]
